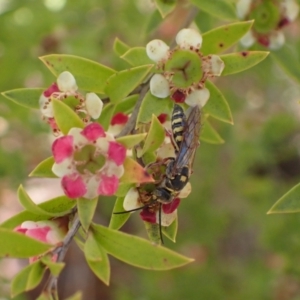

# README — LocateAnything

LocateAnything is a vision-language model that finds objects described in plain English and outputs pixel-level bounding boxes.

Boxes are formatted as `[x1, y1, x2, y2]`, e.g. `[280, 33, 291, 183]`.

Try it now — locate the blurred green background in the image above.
[1, 0, 300, 299]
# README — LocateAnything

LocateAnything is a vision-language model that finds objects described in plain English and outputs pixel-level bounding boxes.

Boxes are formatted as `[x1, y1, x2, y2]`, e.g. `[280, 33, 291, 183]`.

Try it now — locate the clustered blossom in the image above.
[123, 183, 191, 227]
[39, 71, 103, 132]
[14, 219, 68, 263]
[52, 122, 126, 199]
[237, 0, 299, 49]
[146, 28, 225, 108]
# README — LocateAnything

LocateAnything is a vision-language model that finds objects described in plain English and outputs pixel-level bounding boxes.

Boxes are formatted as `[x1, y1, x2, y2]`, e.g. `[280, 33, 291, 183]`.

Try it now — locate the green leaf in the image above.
[11, 260, 46, 297]
[271, 44, 300, 84]
[109, 197, 130, 230]
[40, 54, 115, 93]
[144, 222, 161, 245]
[77, 198, 98, 232]
[200, 119, 224, 144]
[92, 224, 194, 270]
[0, 228, 52, 258]
[115, 183, 133, 197]
[220, 51, 269, 75]
[1, 88, 43, 109]
[41, 257, 65, 276]
[98, 103, 115, 130]
[137, 91, 173, 124]
[154, 0, 177, 18]
[121, 47, 154, 66]
[121, 157, 154, 184]
[114, 94, 138, 115]
[18, 185, 55, 217]
[268, 183, 300, 214]
[162, 217, 178, 242]
[145, 9, 163, 35]
[113, 37, 130, 57]
[84, 232, 110, 285]
[204, 81, 233, 124]
[139, 115, 165, 156]
[105, 65, 153, 103]
[201, 21, 254, 55]
[0, 196, 76, 230]
[116, 133, 147, 149]
[190, 0, 237, 21]
[29, 156, 56, 178]
[52, 99, 84, 134]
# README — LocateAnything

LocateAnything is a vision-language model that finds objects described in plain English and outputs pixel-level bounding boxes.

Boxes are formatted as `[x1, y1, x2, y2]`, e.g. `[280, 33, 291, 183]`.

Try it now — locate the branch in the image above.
[44, 215, 81, 299]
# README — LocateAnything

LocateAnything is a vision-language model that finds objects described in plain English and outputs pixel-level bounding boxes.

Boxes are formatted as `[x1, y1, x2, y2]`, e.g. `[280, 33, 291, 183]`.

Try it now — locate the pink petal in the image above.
[111, 112, 129, 125]
[81, 123, 106, 141]
[52, 135, 74, 163]
[14, 226, 27, 234]
[26, 227, 51, 243]
[108, 141, 126, 166]
[44, 83, 60, 97]
[98, 175, 119, 196]
[140, 208, 156, 223]
[162, 198, 180, 214]
[61, 174, 87, 198]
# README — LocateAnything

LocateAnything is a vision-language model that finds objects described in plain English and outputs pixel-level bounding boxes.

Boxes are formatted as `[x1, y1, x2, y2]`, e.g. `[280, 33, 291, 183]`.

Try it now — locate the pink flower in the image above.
[52, 123, 126, 199]
[14, 218, 68, 263]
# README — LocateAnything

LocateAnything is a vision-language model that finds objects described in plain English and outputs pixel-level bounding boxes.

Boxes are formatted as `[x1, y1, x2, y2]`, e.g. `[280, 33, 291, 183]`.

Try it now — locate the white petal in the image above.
[57, 71, 78, 93]
[281, 0, 299, 21]
[105, 161, 125, 178]
[240, 30, 256, 48]
[21, 221, 37, 229]
[39, 94, 54, 118]
[158, 210, 177, 226]
[236, 0, 252, 19]
[95, 136, 110, 153]
[86, 93, 103, 119]
[123, 187, 141, 211]
[156, 142, 176, 160]
[176, 28, 202, 49]
[269, 31, 285, 50]
[68, 127, 88, 147]
[107, 124, 124, 136]
[207, 55, 225, 76]
[84, 176, 99, 199]
[146, 39, 170, 62]
[150, 74, 170, 98]
[52, 158, 73, 177]
[178, 182, 191, 198]
[185, 88, 210, 108]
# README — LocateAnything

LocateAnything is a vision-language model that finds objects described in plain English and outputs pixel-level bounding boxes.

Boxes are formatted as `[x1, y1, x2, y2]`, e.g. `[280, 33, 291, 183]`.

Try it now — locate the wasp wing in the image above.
[173, 105, 201, 172]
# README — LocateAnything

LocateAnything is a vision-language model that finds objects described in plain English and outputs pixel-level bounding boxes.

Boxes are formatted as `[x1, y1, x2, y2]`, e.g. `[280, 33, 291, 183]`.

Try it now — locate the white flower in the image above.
[176, 28, 203, 50]
[57, 71, 78, 93]
[236, 0, 252, 19]
[269, 30, 285, 50]
[150, 74, 170, 98]
[240, 30, 256, 48]
[85, 93, 103, 119]
[281, 0, 299, 21]
[146, 39, 170, 62]
[185, 88, 210, 107]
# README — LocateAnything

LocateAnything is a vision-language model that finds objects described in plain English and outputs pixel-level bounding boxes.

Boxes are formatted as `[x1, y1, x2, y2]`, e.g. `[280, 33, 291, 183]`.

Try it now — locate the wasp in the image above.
[153, 104, 201, 204]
